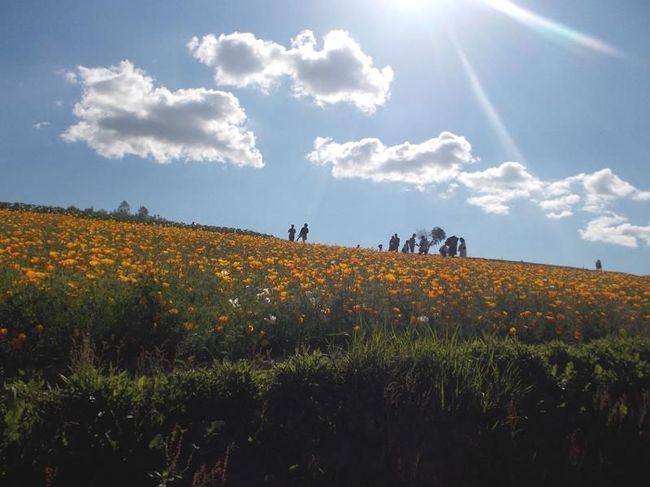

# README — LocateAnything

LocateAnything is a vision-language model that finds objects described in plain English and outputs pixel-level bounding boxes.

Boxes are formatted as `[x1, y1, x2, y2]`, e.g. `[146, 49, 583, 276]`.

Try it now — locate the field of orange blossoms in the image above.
[1, 207, 650, 375]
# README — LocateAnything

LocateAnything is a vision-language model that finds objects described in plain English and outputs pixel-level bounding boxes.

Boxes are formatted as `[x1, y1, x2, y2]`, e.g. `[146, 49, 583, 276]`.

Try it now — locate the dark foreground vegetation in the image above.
[2, 337, 649, 487]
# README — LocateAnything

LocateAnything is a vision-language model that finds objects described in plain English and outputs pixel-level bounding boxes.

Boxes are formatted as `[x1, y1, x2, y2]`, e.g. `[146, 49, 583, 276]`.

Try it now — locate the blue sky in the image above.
[1, 0, 649, 274]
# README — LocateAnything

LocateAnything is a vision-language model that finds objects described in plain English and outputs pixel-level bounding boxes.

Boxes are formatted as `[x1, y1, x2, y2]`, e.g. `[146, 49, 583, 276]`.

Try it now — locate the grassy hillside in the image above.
[1, 208, 649, 486]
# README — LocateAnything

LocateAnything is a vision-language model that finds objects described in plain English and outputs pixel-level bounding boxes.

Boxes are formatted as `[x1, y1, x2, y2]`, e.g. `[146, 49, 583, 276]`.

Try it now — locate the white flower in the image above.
[256, 288, 271, 303]
[264, 314, 277, 325]
[228, 298, 240, 308]
[417, 315, 430, 324]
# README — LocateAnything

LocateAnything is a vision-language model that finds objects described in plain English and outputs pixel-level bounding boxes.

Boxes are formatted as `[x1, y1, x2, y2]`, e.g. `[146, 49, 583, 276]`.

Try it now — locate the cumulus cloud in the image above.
[458, 165, 650, 218]
[62, 60, 263, 166]
[579, 213, 650, 248]
[538, 194, 581, 219]
[580, 168, 650, 211]
[188, 30, 393, 113]
[306, 131, 650, 244]
[187, 32, 286, 91]
[307, 132, 477, 186]
[458, 161, 542, 191]
[451, 162, 543, 214]
[466, 194, 517, 215]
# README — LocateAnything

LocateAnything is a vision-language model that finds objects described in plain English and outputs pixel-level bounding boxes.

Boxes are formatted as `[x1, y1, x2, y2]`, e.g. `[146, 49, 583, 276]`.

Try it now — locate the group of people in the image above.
[384, 233, 467, 257]
[439, 236, 467, 257]
[285, 223, 467, 258]
[288, 223, 309, 242]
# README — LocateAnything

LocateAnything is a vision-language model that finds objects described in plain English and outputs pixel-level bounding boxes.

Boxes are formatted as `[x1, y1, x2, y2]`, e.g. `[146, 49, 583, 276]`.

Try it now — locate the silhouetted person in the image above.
[378, 244, 383, 251]
[445, 236, 459, 256]
[401, 242, 409, 253]
[595, 259, 602, 271]
[288, 224, 296, 242]
[297, 223, 309, 242]
[388, 235, 396, 251]
[392, 233, 400, 252]
[458, 237, 467, 257]
[418, 236, 430, 255]
[439, 244, 449, 257]
[407, 233, 416, 253]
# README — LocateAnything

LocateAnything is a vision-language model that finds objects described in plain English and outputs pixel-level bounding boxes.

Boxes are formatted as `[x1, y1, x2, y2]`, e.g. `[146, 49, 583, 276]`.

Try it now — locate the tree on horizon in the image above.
[116, 200, 130, 215]
[136, 206, 149, 219]
[430, 227, 446, 245]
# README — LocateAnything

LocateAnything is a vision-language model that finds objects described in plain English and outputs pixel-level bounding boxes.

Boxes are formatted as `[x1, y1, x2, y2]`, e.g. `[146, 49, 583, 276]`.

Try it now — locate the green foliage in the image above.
[2, 338, 649, 486]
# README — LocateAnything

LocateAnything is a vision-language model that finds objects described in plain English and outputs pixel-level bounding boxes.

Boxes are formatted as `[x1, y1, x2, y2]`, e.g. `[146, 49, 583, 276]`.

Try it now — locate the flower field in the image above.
[2, 207, 650, 486]
[1, 207, 650, 374]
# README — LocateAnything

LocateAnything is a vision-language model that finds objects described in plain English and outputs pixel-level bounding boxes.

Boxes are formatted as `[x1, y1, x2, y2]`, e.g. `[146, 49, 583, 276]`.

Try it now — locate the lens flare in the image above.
[450, 36, 524, 163]
[478, 0, 620, 57]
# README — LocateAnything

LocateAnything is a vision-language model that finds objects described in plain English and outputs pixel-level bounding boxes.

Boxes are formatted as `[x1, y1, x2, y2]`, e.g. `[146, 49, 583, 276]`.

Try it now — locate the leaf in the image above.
[148, 433, 163, 450]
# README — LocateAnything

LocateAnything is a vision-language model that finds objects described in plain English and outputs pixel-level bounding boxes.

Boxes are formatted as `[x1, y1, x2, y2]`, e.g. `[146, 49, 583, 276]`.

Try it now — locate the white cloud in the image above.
[466, 193, 517, 215]
[59, 70, 78, 84]
[306, 128, 650, 247]
[187, 32, 286, 92]
[580, 168, 650, 211]
[188, 30, 393, 113]
[306, 129, 650, 224]
[457, 162, 544, 214]
[33, 121, 51, 130]
[307, 131, 476, 186]
[538, 194, 581, 219]
[455, 164, 650, 218]
[458, 161, 543, 192]
[546, 210, 574, 220]
[579, 213, 650, 248]
[62, 60, 263, 166]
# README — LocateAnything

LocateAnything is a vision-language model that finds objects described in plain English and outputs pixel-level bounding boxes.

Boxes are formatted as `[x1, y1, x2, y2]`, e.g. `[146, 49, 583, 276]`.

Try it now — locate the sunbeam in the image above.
[477, 0, 620, 57]
[450, 36, 525, 163]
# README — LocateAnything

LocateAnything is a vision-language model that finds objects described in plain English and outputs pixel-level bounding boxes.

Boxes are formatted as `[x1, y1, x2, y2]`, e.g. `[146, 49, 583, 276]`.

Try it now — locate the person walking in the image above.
[288, 224, 296, 242]
[458, 237, 467, 257]
[393, 233, 400, 252]
[595, 259, 602, 271]
[297, 223, 309, 242]
[407, 233, 416, 253]
[418, 236, 430, 255]
[445, 236, 459, 257]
